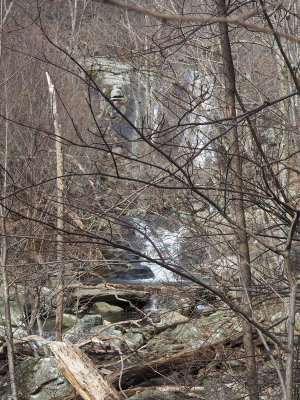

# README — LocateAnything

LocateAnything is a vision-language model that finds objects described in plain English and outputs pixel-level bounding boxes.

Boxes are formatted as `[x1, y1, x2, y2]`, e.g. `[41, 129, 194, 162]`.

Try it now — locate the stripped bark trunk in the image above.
[216, 1, 259, 399]
[49, 341, 120, 400]
[46, 72, 65, 341]
[1, 337, 120, 400]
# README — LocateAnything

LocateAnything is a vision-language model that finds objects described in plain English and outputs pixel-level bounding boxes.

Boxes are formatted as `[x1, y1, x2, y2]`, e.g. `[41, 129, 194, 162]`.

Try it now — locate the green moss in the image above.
[86, 69, 98, 79]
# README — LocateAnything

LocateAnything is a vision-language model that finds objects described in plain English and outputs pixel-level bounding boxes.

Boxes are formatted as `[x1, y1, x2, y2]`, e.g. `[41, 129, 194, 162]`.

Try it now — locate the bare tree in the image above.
[46, 72, 65, 341]
[216, 1, 259, 398]
[0, 75, 18, 400]
[1, 1, 300, 398]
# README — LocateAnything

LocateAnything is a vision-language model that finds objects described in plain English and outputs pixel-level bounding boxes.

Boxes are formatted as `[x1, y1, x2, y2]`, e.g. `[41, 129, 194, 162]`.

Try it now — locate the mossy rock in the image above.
[92, 302, 123, 314]
[62, 313, 78, 328]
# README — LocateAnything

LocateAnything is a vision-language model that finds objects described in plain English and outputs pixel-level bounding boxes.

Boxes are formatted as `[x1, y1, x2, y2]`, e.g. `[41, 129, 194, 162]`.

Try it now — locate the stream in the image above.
[37, 215, 208, 338]
[105, 215, 189, 284]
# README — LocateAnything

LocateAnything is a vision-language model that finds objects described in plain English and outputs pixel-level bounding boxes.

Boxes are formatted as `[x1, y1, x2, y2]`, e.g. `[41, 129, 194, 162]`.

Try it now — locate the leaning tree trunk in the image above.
[216, 1, 259, 399]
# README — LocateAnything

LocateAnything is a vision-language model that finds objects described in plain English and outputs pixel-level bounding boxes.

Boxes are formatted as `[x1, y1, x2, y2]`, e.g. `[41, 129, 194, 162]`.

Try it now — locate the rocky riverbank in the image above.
[0, 279, 291, 400]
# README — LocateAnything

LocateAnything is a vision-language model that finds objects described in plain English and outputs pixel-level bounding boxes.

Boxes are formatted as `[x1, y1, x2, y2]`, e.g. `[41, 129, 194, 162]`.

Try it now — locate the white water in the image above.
[134, 218, 186, 283]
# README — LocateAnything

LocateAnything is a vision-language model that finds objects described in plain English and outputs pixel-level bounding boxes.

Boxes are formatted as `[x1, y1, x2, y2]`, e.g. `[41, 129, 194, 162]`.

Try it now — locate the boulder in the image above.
[0, 303, 25, 327]
[0, 357, 71, 400]
[154, 310, 188, 328]
[99, 326, 123, 348]
[105, 266, 154, 281]
[92, 302, 123, 314]
[124, 332, 144, 349]
[64, 314, 103, 342]
[9, 285, 33, 313]
[77, 314, 103, 327]
[62, 313, 77, 328]
[63, 314, 124, 349]
[0, 325, 27, 346]
[149, 309, 240, 355]
[153, 291, 201, 315]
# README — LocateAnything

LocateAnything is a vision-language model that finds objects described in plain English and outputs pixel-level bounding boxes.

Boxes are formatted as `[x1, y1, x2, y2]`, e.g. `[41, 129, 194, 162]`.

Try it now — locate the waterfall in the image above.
[133, 217, 186, 283]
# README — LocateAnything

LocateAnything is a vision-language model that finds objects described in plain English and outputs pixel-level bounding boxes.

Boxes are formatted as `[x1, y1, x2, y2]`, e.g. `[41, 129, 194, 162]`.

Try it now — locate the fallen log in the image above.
[108, 332, 258, 388]
[123, 385, 205, 398]
[49, 341, 120, 400]
[68, 283, 167, 292]
[68, 283, 210, 297]
[51, 383, 207, 399]
[1, 336, 119, 400]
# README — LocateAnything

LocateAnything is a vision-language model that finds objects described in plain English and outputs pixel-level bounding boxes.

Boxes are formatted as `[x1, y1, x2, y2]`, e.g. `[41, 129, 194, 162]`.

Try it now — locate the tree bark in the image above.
[0, 208, 18, 400]
[284, 252, 297, 400]
[49, 341, 120, 400]
[216, 1, 259, 399]
[123, 385, 206, 398]
[283, 213, 299, 400]
[0, 77, 18, 400]
[46, 72, 65, 341]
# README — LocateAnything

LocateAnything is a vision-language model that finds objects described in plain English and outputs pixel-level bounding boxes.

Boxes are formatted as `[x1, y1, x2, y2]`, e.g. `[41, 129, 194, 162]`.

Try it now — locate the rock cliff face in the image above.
[83, 57, 140, 154]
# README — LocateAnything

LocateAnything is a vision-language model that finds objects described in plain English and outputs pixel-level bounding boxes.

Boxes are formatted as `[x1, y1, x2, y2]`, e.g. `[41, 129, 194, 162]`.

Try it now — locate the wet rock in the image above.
[92, 302, 123, 314]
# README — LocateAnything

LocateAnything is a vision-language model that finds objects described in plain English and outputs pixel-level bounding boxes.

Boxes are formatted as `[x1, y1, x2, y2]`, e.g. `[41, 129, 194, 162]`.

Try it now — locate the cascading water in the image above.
[132, 217, 186, 283]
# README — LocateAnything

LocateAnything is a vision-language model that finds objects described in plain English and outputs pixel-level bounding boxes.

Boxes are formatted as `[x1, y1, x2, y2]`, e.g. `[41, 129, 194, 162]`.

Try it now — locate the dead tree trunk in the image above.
[49, 341, 120, 400]
[46, 72, 65, 341]
[0, 79, 18, 400]
[107, 332, 255, 388]
[0, 207, 18, 400]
